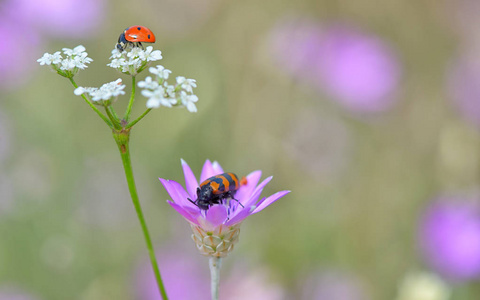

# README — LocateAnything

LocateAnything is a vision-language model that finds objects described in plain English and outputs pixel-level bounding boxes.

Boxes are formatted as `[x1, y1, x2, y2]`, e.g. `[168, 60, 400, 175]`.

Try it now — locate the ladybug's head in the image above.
[196, 186, 213, 210]
[116, 32, 128, 52]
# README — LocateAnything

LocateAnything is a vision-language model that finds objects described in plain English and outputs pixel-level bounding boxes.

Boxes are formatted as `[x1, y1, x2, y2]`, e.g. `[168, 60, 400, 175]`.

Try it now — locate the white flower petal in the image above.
[74, 87, 85, 95]
[146, 98, 161, 108]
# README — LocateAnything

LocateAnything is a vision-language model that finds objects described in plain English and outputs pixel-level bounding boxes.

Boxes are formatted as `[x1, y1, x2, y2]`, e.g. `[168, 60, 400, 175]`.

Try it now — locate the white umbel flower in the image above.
[37, 45, 92, 78]
[149, 65, 171, 80]
[140, 46, 163, 62]
[179, 91, 199, 113]
[142, 88, 177, 108]
[62, 45, 87, 56]
[176, 76, 197, 93]
[74, 79, 126, 104]
[107, 46, 162, 76]
[138, 65, 199, 112]
[137, 76, 159, 90]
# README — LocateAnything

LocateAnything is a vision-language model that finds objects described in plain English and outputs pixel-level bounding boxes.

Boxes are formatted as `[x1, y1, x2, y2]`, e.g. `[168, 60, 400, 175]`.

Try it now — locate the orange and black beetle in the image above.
[188, 172, 246, 210]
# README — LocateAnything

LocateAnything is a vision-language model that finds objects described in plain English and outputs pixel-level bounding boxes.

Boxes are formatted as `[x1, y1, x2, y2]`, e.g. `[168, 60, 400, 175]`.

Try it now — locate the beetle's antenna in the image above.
[187, 198, 198, 207]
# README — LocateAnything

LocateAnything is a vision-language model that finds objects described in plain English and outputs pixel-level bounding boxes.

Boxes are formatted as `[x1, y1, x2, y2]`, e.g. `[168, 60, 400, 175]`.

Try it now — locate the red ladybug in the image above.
[116, 26, 156, 52]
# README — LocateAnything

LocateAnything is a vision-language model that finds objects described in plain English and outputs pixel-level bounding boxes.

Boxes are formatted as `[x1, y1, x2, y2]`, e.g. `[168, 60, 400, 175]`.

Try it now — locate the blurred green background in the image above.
[1, 0, 480, 299]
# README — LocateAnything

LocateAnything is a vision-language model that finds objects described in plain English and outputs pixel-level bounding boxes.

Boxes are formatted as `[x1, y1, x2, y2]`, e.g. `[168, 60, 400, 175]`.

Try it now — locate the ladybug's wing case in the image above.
[124, 26, 156, 43]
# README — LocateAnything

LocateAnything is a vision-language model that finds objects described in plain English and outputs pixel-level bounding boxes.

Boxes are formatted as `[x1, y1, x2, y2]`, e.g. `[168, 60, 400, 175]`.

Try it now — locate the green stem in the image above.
[124, 76, 136, 122]
[126, 108, 152, 129]
[209, 257, 222, 300]
[68, 78, 113, 128]
[105, 106, 122, 130]
[109, 105, 121, 123]
[113, 129, 168, 300]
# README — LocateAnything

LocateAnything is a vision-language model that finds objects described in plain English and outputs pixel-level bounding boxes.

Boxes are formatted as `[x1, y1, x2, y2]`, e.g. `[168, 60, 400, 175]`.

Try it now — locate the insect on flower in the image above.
[188, 172, 248, 210]
[117, 25, 156, 52]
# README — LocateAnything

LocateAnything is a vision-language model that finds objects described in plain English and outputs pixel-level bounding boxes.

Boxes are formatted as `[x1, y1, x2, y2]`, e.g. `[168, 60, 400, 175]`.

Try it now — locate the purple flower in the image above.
[135, 249, 286, 300]
[418, 196, 480, 281]
[0, 19, 40, 88]
[160, 159, 290, 257]
[1, 0, 105, 38]
[134, 247, 209, 300]
[270, 19, 402, 114]
[314, 26, 401, 113]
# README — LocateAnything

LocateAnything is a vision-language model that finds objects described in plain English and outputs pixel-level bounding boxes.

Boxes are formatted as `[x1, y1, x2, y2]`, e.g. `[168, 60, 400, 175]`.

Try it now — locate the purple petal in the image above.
[167, 201, 200, 225]
[181, 159, 199, 199]
[211, 161, 224, 174]
[243, 176, 273, 207]
[225, 206, 254, 226]
[169, 179, 198, 209]
[200, 159, 214, 182]
[235, 170, 262, 204]
[205, 205, 228, 228]
[252, 190, 290, 214]
[159, 178, 185, 204]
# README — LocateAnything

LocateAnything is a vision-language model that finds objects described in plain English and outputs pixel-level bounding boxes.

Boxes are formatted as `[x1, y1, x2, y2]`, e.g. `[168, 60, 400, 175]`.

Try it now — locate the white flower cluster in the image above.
[37, 45, 93, 78]
[138, 65, 199, 112]
[107, 46, 162, 76]
[74, 79, 126, 104]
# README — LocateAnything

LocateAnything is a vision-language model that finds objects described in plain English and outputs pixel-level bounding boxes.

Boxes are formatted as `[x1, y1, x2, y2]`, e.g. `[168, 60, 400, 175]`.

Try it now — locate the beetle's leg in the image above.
[224, 191, 244, 208]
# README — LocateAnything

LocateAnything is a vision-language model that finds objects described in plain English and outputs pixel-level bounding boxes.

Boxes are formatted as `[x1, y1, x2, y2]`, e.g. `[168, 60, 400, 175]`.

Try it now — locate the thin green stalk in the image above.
[126, 108, 152, 129]
[209, 257, 222, 300]
[69, 78, 113, 128]
[108, 105, 121, 124]
[124, 76, 136, 122]
[113, 129, 168, 300]
[105, 106, 122, 130]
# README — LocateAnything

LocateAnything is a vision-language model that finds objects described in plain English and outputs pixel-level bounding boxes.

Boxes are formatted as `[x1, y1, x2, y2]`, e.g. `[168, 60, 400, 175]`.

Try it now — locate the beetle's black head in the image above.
[196, 186, 213, 210]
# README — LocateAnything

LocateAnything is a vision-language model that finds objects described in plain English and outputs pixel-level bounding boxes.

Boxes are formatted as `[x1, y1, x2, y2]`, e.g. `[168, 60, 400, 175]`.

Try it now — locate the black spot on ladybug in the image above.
[148, 34, 151, 39]
[137, 27, 141, 30]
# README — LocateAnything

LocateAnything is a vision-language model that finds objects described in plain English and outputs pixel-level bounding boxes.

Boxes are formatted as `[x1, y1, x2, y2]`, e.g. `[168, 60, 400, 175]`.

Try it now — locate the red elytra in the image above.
[124, 26, 156, 43]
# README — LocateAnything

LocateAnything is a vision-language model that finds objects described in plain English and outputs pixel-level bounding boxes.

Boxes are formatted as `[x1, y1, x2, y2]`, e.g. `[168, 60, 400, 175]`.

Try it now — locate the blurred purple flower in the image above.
[270, 19, 402, 113]
[161, 159, 290, 232]
[0, 288, 39, 300]
[1, 0, 105, 38]
[0, 19, 40, 88]
[134, 247, 209, 300]
[419, 196, 480, 281]
[447, 55, 480, 128]
[135, 250, 286, 300]
[314, 26, 401, 113]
